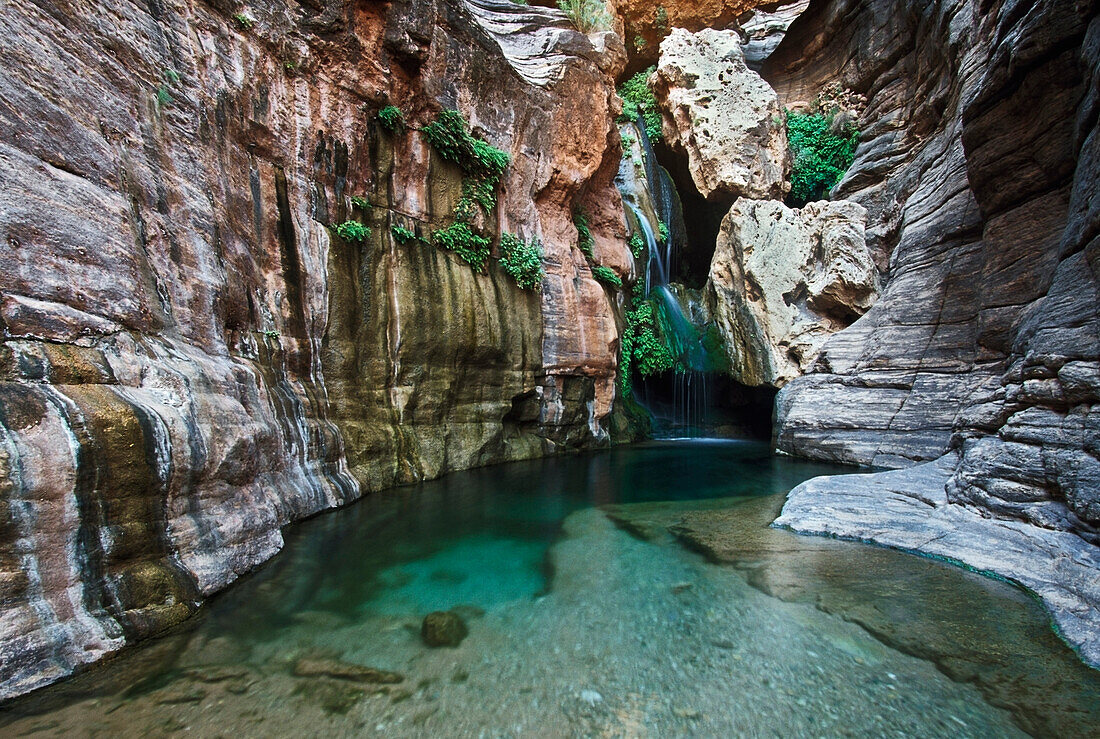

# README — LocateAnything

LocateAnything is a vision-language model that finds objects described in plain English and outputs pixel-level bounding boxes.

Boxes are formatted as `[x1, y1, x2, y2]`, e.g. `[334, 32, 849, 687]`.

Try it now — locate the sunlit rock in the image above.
[651, 28, 788, 201]
[708, 198, 878, 387]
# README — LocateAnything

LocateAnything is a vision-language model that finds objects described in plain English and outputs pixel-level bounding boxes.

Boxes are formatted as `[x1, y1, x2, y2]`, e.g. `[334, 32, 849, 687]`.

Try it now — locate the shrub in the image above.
[499, 233, 544, 291]
[433, 222, 492, 272]
[350, 195, 371, 211]
[573, 207, 595, 258]
[619, 299, 675, 395]
[232, 13, 254, 30]
[592, 265, 622, 288]
[423, 110, 510, 215]
[786, 110, 859, 205]
[377, 105, 405, 133]
[391, 224, 418, 244]
[335, 220, 370, 242]
[618, 67, 661, 142]
[628, 233, 646, 258]
[557, 0, 612, 33]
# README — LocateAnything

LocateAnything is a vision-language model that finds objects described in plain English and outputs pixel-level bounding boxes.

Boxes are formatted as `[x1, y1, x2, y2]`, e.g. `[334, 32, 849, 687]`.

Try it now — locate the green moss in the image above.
[350, 195, 371, 211]
[433, 222, 491, 272]
[657, 221, 669, 244]
[499, 233, 544, 291]
[378, 105, 406, 133]
[617, 67, 661, 142]
[573, 207, 595, 259]
[592, 265, 622, 288]
[232, 13, 254, 30]
[391, 224, 418, 244]
[786, 110, 859, 205]
[335, 220, 370, 243]
[628, 233, 646, 258]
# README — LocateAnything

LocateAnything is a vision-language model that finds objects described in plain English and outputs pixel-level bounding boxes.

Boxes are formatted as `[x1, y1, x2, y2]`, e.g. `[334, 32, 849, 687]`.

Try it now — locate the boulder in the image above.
[651, 28, 788, 201]
[708, 198, 878, 387]
[421, 610, 469, 647]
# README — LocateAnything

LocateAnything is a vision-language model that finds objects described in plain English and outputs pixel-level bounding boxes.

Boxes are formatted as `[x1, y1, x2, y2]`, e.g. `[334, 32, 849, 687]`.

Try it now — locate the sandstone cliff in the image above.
[0, 0, 629, 698]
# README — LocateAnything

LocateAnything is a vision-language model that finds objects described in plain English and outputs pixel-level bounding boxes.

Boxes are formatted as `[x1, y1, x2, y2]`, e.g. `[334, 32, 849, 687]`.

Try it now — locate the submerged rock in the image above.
[292, 658, 403, 684]
[421, 611, 469, 647]
[651, 28, 788, 201]
[708, 198, 878, 387]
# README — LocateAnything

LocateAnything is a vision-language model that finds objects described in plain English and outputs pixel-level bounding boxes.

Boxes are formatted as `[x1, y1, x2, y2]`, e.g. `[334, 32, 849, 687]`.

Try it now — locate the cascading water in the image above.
[618, 122, 717, 437]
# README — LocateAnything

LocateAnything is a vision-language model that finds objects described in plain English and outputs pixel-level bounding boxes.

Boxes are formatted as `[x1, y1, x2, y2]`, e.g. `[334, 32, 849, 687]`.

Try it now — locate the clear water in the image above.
[2, 441, 1098, 737]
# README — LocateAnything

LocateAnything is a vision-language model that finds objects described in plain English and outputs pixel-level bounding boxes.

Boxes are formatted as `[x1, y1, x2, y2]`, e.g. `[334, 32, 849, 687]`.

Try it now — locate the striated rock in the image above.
[651, 28, 788, 201]
[776, 456, 1100, 667]
[767, 0, 1100, 664]
[708, 198, 878, 387]
[741, 1, 811, 70]
[0, 0, 631, 699]
[420, 610, 469, 647]
[768, 0, 1100, 476]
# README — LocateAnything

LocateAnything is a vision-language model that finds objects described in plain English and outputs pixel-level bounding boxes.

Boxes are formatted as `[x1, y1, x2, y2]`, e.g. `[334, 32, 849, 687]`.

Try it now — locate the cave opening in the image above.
[634, 371, 778, 440]
[650, 139, 734, 289]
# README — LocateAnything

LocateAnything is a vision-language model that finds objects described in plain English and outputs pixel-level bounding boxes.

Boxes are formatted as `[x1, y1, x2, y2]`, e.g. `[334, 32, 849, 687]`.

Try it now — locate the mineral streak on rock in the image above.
[0, 0, 630, 698]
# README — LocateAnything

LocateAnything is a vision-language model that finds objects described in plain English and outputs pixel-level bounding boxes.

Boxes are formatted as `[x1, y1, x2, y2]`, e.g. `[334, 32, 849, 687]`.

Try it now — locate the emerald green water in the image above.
[2, 441, 1098, 736]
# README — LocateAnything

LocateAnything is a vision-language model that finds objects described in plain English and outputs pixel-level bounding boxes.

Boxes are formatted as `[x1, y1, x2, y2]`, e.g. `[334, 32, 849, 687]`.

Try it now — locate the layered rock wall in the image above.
[0, 0, 629, 699]
[767, 0, 1100, 661]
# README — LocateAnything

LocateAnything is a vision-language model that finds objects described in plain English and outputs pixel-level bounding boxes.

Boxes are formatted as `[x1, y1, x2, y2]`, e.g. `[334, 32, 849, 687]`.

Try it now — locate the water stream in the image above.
[2, 442, 1096, 736]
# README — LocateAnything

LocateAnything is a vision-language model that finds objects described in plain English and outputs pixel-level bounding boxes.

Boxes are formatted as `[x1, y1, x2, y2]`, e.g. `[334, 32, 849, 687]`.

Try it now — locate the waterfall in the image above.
[619, 122, 718, 438]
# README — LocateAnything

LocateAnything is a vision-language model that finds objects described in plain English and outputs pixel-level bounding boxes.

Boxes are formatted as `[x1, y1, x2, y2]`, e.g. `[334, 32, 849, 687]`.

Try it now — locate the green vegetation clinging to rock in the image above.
[592, 265, 622, 288]
[619, 297, 675, 395]
[786, 111, 859, 205]
[617, 67, 661, 142]
[499, 234, 544, 291]
[557, 0, 612, 33]
[572, 206, 595, 258]
[377, 105, 406, 133]
[335, 220, 370, 243]
[433, 222, 491, 272]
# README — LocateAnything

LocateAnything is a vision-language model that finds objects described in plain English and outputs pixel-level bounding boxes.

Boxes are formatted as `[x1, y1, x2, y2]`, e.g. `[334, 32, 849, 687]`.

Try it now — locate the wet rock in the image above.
[709, 198, 878, 387]
[652, 28, 788, 201]
[420, 611, 469, 647]
[292, 658, 403, 684]
[776, 455, 1100, 667]
[0, 0, 632, 699]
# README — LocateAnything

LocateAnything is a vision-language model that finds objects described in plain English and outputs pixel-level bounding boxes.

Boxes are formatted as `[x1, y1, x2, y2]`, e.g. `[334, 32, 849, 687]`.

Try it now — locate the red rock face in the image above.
[610, 0, 769, 67]
[0, 0, 631, 698]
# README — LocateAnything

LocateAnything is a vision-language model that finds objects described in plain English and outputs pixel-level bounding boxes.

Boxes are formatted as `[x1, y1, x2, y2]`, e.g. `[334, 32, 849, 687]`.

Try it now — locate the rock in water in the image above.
[421, 611, 469, 647]
[708, 198, 878, 387]
[651, 28, 788, 200]
[293, 658, 404, 684]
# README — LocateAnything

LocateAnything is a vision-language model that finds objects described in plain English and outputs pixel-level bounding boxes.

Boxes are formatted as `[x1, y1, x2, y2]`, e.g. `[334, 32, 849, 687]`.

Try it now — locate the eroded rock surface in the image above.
[708, 198, 878, 387]
[776, 456, 1100, 667]
[765, 0, 1100, 660]
[651, 28, 788, 201]
[0, 0, 629, 699]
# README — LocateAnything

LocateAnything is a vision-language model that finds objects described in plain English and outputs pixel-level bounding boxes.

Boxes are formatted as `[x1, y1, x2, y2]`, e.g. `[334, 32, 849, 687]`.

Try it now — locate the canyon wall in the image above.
[766, 0, 1100, 662]
[0, 0, 630, 699]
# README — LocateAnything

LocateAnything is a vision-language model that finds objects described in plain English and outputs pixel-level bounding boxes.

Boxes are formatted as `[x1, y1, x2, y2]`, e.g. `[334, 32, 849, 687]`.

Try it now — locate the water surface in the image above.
[1, 441, 1097, 736]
